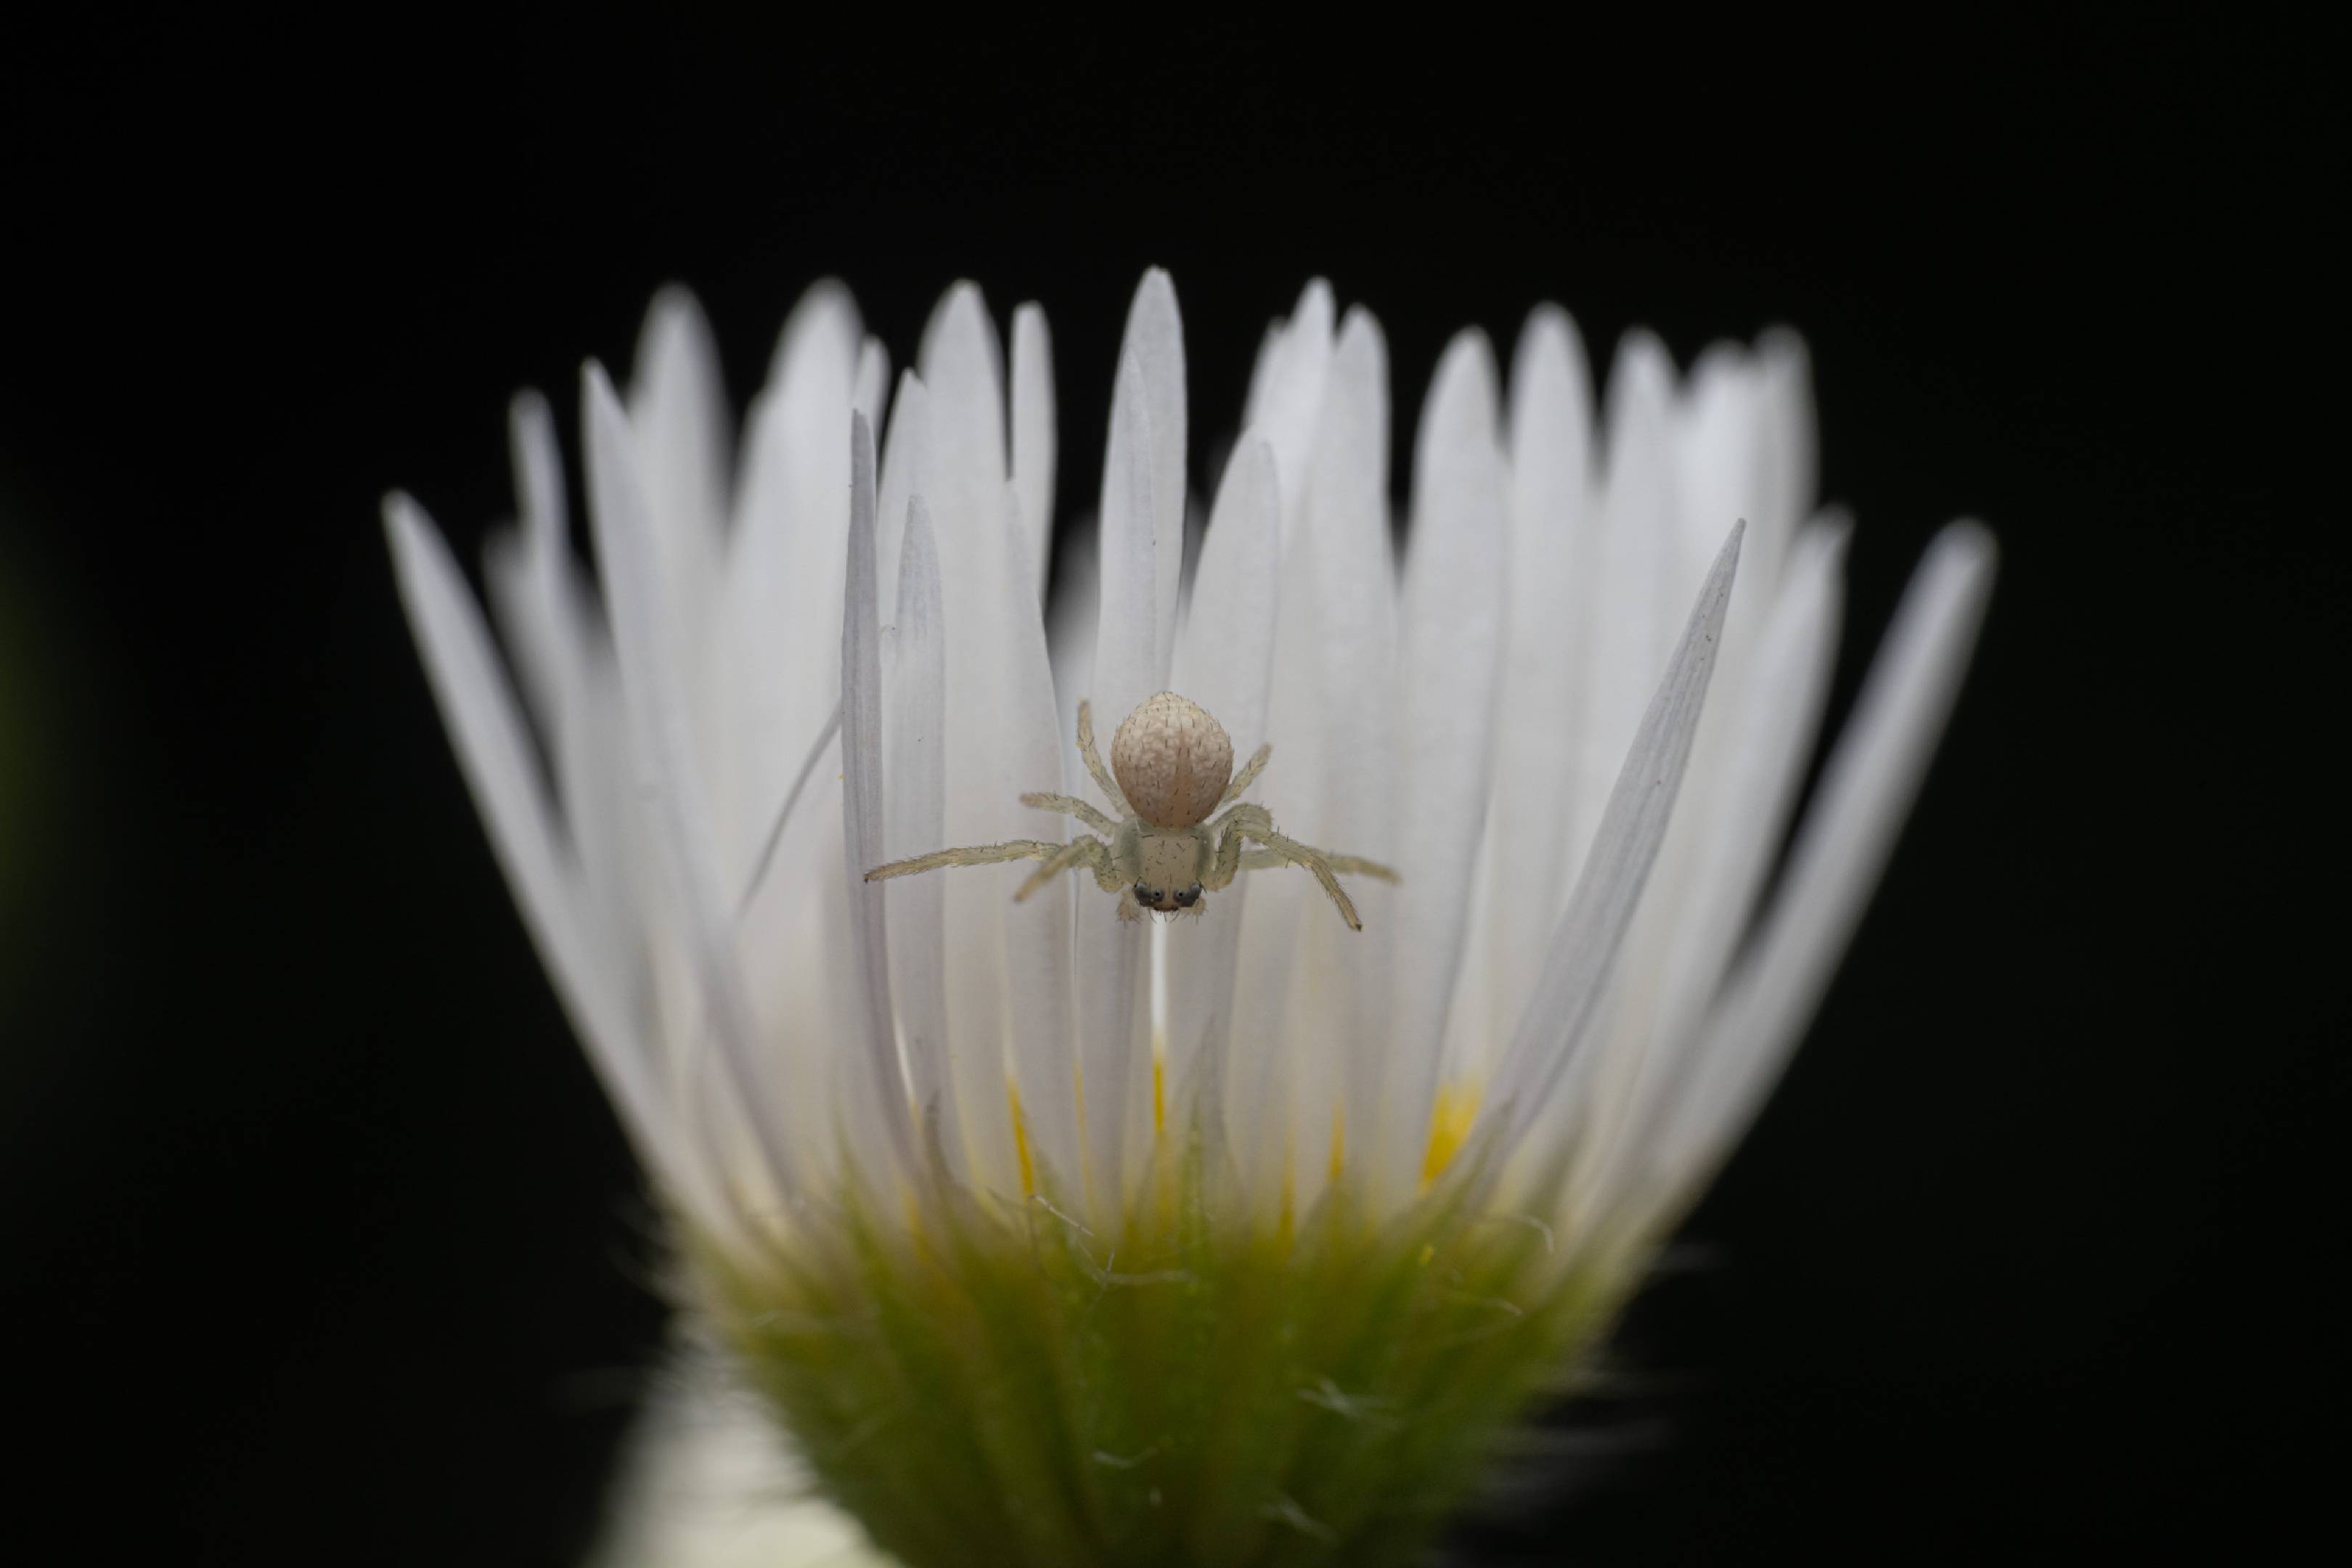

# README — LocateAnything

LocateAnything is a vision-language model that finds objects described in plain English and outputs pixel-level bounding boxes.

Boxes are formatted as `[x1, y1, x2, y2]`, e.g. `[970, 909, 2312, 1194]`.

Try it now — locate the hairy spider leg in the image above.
[1218, 743, 1273, 808]
[1238, 849, 1398, 881]
[1013, 834, 1124, 903]
[1074, 701, 1133, 818]
[1018, 791, 1121, 835]
[865, 839, 1066, 882]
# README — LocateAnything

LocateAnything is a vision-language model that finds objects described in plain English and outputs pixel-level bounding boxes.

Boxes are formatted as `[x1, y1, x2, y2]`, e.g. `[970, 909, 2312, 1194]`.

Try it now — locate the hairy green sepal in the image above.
[690, 1120, 1636, 1568]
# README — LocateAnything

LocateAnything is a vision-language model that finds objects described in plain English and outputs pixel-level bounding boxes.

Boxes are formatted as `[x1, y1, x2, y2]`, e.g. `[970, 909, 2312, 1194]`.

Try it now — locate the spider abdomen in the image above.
[1111, 691, 1233, 828]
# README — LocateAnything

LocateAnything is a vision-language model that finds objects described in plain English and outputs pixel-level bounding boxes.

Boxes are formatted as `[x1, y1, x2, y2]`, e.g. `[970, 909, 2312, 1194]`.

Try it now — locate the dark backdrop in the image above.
[2, 17, 2337, 1565]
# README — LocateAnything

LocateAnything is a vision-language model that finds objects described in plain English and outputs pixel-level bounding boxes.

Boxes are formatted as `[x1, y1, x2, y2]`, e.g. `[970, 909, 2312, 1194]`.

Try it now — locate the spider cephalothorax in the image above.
[865, 692, 1396, 928]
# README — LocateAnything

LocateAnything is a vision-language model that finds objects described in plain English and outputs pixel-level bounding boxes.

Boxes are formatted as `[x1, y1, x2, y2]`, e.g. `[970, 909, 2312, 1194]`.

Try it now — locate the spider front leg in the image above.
[1012, 833, 1126, 903]
[866, 839, 1066, 882]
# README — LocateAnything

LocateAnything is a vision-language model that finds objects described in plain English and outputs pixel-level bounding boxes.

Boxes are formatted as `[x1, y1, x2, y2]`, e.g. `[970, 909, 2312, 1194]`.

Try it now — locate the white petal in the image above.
[852, 337, 890, 431]
[1575, 518, 1849, 1220]
[481, 391, 581, 757]
[584, 364, 796, 1209]
[840, 412, 915, 1178]
[1441, 306, 1597, 1103]
[1164, 438, 1281, 1122]
[1011, 302, 1057, 591]
[882, 497, 962, 1177]
[1119, 267, 1187, 679]
[385, 494, 722, 1232]
[912, 285, 1024, 1196]
[1651, 522, 1996, 1207]
[716, 282, 861, 871]
[1233, 306, 1395, 1211]
[1074, 347, 1164, 1209]
[1481, 520, 1745, 1159]
[1379, 330, 1508, 1199]
[875, 370, 929, 623]
[992, 482, 1082, 1196]
[1241, 278, 1335, 533]
[629, 285, 731, 581]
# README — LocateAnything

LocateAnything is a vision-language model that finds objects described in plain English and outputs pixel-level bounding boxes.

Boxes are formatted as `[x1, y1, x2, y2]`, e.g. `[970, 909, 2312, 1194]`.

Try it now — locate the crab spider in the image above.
[864, 692, 1398, 930]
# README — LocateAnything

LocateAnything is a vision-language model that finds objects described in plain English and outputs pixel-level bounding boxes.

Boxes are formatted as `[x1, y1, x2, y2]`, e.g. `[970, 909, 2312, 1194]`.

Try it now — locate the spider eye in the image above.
[1134, 883, 1160, 907]
[1175, 884, 1201, 907]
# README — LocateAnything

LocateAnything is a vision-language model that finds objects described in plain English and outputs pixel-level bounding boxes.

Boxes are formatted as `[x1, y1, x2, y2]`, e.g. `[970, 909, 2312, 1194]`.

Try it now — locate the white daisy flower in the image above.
[389, 269, 1993, 1566]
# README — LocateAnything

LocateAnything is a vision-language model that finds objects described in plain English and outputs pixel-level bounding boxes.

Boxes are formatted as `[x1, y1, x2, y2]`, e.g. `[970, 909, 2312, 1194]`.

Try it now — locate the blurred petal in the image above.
[1380, 330, 1509, 1197]
[1011, 301, 1057, 589]
[883, 497, 960, 1175]
[1654, 522, 1997, 1207]
[1483, 520, 1744, 1159]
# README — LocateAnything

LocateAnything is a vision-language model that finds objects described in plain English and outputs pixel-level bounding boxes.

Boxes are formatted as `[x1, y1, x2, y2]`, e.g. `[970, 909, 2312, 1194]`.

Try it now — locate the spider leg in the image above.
[1018, 791, 1121, 835]
[1075, 701, 1135, 818]
[1217, 743, 1273, 807]
[1012, 833, 1123, 902]
[866, 839, 1066, 882]
[1238, 848, 1398, 882]
[1237, 822, 1366, 931]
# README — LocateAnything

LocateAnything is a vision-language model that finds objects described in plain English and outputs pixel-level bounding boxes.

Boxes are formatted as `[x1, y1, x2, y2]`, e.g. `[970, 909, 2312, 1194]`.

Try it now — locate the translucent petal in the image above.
[1164, 438, 1281, 1121]
[992, 482, 1082, 1196]
[882, 499, 962, 1177]
[1075, 347, 1164, 1208]
[1576, 519, 1848, 1221]
[1233, 307, 1395, 1211]
[584, 364, 796, 1209]
[840, 412, 916, 1179]
[1011, 303, 1057, 591]
[1240, 278, 1335, 534]
[875, 370, 929, 624]
[1440, 307, 1597, 1101]
[1481, 520, 1744, 1159]
[384, 494, 723, 1230]
[1565, 333, 1682, 888]
[1651, 522, 1996, 1209]
[628, 285, 730, 612]
[1381, 330, 1508, 1198]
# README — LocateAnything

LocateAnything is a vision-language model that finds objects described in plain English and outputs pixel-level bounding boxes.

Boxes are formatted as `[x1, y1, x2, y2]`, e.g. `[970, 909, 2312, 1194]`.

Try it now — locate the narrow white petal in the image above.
[629, 285, 732, 576]
[912, 283, 1026, 1196]
[1011, 302, 1057, 591]
[1164, 438, 1281, 1121]
[1119, 267, 1187, 677]
[875, 371, 929, 623]
[1481, 520, 1744, 1159]
[883, 498, 963, 1177]
[1233, 307, 1395, 1210]
[1566, 332, 1681, 886]
[584, 364, 796, 1209]
[852, 337, 890, 431]
[385, 495, 724, 1232]
[992, 482, 1082, 1196]
[1442, 306, 1596, 1103]
[1380, 330, 1508, 1199]
[1075, 347, 1163, 1208]
[1574, 519, 1849, 1220]
[1240, 278, 1335, 533]
[715, 282, 861, 870]
[841, 413, 916, 1177]
[1652, 522, 1997, 1206]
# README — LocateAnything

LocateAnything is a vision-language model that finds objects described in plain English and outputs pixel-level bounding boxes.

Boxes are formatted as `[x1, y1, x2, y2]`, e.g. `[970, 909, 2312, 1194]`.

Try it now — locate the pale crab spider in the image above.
[865, 692, 1398, 929]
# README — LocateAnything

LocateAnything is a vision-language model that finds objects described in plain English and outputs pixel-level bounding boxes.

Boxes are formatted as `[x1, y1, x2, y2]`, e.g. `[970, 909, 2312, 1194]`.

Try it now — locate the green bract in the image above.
[697, 1125, 1633, 1568]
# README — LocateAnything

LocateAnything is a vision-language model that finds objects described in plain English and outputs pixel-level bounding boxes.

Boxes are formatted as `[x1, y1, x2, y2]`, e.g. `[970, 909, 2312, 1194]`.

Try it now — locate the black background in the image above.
[1, 16, 2337, 1565]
